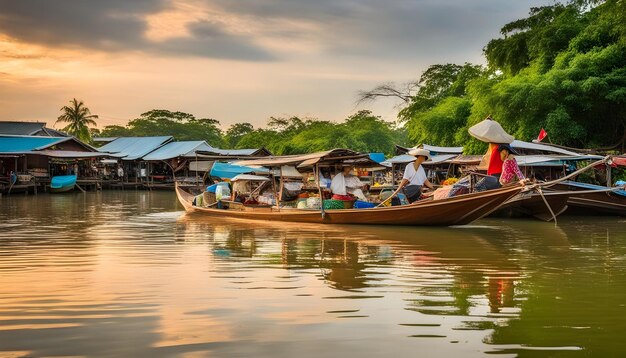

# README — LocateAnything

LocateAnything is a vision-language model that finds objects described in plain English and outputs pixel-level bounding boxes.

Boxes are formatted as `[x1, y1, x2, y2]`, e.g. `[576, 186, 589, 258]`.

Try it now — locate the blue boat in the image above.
[50, 175, 77, 193]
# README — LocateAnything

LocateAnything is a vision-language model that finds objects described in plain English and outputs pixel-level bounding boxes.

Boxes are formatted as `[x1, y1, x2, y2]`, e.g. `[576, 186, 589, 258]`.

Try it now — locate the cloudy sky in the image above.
[0, 0, 553, 130]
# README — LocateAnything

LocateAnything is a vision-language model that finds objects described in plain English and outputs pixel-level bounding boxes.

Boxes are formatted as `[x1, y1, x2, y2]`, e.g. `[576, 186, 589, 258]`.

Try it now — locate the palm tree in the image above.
[56, 98, 99, 142]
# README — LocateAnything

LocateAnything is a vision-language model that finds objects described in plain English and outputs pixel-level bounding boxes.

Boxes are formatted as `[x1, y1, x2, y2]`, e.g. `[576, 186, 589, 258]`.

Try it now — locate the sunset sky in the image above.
[0, 0, 551, 130]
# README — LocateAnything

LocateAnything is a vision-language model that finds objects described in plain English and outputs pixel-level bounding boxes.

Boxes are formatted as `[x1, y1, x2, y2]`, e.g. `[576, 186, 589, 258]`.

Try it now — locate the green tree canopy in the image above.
[470, 0, 626, 151]
[100, 109, 223, 146]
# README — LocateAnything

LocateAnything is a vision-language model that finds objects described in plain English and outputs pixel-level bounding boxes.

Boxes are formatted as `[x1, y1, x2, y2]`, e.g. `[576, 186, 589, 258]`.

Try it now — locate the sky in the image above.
[0, 0, 554, 131]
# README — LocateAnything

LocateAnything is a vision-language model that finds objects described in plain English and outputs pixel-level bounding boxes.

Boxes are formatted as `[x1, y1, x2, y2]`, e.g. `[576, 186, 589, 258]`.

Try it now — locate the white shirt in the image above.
[403, 163, 427, 186]
[330, 172, 363, 196]
[330, 172, 348, 195]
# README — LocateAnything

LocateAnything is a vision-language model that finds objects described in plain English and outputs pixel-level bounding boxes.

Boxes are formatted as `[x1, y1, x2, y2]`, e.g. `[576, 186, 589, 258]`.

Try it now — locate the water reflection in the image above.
[0, 192, 625, 357]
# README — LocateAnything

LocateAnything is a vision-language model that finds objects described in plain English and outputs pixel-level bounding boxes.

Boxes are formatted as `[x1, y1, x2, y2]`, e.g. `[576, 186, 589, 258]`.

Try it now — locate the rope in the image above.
[536, 186, 558, 225]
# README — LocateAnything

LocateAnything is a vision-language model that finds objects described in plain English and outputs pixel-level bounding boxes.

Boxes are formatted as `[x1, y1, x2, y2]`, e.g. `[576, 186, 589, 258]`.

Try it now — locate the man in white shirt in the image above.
[388, 148, 434, 204]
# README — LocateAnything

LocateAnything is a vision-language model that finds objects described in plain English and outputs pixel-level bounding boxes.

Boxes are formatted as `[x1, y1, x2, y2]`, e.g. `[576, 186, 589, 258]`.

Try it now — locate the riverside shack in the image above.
[0, 135, 109, 193]
[96, 136, 173, 188]
[141, 140, 215, 188]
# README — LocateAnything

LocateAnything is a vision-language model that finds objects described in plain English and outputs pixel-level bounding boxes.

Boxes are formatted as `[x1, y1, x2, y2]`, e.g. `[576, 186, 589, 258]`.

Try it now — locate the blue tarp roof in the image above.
[97, 136, 173, 160]
[368, 153, 386, 163]
[0, 135, 68, 153]
[210, 162, 269, 179]
[143, 141, 213, 161]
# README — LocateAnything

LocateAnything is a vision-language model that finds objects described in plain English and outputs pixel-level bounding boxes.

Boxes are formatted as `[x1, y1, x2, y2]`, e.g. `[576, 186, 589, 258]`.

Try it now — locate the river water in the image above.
[0, 191, 624, 357]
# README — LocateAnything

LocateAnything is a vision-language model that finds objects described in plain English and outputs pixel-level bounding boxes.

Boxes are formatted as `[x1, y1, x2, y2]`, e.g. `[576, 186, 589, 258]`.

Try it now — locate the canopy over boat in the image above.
[233, 148, 381, 168]
[231, 174, 270, 182]
[209, 162, 269, 179]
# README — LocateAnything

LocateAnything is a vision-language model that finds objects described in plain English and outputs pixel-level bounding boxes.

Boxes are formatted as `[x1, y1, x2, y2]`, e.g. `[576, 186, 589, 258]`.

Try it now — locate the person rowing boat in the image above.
[379, 148, 434, 206]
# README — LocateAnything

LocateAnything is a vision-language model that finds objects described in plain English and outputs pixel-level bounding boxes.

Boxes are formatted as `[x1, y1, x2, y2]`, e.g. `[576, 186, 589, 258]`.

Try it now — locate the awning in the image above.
[233, 149, 373, 168]
[231, 174, 270, 182]
[272, 165, 303, 177]
[210, 162, 269, 179]
[381, 154, 457, 166]
[33, 150, 111, 158]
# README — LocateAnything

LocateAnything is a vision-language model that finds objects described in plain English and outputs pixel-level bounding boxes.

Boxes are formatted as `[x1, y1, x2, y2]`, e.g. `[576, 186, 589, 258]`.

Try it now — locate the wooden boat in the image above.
[553, 181, 626, 216]
[50, 175, 77, 193]
[176, 183, 524, 226]
[489, 189, 571, 222]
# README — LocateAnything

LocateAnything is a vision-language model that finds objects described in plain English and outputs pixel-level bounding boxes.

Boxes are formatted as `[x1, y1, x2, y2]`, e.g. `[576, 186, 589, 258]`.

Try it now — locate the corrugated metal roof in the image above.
[97, 136, 173, 160]
[0, 135, 69, 153]
[421, 144, 463, 154]
[511, 140, 581, 156]
[516, 154, 603, 166]
[396, 144, 463, 155]
[203, 147, 263, 156]
[34, 150, 111, 158]
[0, 121, 46, 135]
[143, 141, 213, 161]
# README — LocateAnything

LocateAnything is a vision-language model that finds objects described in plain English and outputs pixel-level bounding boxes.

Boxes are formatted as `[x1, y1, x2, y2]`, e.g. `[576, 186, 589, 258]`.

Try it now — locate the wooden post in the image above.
[607, 163, 612, 187]
[195, 153, 199, 186]
[316, 164, 325, 219]
[277, 166, 284, 210]
[271, 167, 280, 211]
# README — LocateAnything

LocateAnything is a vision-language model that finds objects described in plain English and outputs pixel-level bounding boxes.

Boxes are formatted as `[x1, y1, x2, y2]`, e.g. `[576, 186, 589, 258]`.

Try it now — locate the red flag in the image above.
[537, 128, 547, 142]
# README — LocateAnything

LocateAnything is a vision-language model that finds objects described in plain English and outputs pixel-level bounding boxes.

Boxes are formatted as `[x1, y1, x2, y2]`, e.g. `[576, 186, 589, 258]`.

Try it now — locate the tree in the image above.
[100, 109, 223, 146]
[56, 98, 99, 142]
[471, 0, 626, 150]
[225, 122, 254, 148]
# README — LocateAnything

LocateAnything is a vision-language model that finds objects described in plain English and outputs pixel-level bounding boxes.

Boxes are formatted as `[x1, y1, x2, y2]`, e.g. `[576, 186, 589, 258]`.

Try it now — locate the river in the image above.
[0, 191, 624, 357]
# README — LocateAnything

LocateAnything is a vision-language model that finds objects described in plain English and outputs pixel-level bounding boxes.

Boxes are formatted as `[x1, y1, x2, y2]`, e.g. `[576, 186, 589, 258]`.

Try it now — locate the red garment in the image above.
[332, 194, 353, 201]
[487, 143, 504, 175]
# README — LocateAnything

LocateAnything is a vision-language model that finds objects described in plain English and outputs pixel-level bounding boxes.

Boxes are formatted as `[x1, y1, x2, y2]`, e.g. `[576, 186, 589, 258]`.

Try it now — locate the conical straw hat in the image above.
[468, 116, 514, 144]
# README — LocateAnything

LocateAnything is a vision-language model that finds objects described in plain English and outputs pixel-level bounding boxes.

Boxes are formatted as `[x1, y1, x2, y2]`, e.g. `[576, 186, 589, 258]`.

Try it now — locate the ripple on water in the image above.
[0, 192, 625, 357]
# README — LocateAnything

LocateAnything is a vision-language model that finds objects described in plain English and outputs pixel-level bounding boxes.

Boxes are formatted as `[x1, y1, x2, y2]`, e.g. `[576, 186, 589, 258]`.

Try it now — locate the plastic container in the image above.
[353, 200, 375, 209]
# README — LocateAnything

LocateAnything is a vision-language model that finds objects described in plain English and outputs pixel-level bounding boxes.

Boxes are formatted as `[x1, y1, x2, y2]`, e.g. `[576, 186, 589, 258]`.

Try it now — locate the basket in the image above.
[323, 199, 354, 210]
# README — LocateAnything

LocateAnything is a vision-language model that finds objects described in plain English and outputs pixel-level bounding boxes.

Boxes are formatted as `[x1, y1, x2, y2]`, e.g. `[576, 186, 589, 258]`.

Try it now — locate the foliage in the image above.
[56, 98, 99, 143]
[224, 122, 254, 148]
[406, 97, 472, 147]
[469, 0, 626, 151]
[397, 63, 484, 149]
[98, 110, 406, 157]
[100, 109, 223, 146]
[233, 111, 407, 156]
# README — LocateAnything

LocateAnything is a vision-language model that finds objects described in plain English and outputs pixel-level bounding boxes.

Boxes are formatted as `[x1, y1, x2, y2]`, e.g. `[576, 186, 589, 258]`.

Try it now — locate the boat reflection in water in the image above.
[0, 191, 624, 357]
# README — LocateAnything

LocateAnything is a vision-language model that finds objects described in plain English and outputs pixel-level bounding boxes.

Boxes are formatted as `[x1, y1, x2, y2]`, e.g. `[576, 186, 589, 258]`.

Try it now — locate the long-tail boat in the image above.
[176, 183, 523, 226]
[176, 149, 525, 226]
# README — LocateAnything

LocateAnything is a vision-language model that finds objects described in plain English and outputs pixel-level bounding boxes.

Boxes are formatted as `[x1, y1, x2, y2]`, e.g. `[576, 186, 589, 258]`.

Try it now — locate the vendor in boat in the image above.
[390, 148, 435, 203]
[498, 144, 525, 186]
[330, 165, 367, 201]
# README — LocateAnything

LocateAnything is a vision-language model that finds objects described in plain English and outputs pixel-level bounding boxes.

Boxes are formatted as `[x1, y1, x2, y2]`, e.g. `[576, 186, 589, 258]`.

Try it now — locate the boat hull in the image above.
[489, 190, 570, 222]
[50, 175, 77, 193]
[176, 184, 524, 226]
[553, 183, 626, 216]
